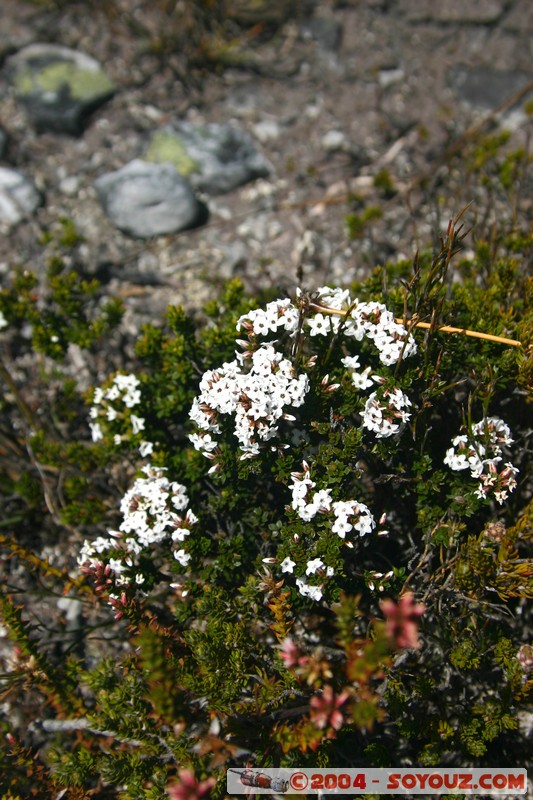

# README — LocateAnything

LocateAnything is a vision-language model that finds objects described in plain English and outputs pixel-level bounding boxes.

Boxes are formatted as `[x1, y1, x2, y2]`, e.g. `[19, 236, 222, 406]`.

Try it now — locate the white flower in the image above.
[313, 489, 332, 511]
[281, 557, 296, 573]
[174, 549, 191, 566]
[351, 366, 376, 391]
[444, 448, 469, 470]
[105, 384, 121, 401]
[123, 390, 141, 408]
[139, 440, 154, 457]
[316, 286, 351, 309]
[306, 558, 324, 575]
[296, 578, 323, 602]
[306, 584, 324, 601]
[131, 414, 145, 434]
[188, 432, 218, 452]
[307, 313, 331, 336]
[89, 422, 103, 442]
[298, 502, 321, 522]
[341, 355, 361, 370]
[331, 514, 352, 539]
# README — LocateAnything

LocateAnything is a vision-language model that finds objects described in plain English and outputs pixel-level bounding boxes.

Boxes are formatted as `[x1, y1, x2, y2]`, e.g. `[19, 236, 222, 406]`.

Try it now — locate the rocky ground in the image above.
[1, 0, 531, 335]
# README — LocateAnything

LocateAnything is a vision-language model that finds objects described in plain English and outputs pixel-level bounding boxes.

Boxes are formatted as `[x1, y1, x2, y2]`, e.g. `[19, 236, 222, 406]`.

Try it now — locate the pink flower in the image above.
[380, 592, 425, 650]
[279, 637, 309, 669]
[309, 685, 349, 730]
[167, 769, 215, 800]
[279, 638, 301, 667]
[517, 644, 533, 674]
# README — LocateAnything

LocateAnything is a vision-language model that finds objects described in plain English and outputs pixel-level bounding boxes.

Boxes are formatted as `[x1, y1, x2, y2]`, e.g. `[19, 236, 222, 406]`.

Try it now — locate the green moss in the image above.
[145, 131, 199, 176]
[15, 62, 114, 100]
[345, 206, 383, 238]
[373, 168, 396, 197]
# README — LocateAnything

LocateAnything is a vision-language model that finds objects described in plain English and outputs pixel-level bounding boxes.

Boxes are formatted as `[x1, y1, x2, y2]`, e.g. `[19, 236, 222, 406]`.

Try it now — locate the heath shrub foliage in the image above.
[0, 210, 532, 799]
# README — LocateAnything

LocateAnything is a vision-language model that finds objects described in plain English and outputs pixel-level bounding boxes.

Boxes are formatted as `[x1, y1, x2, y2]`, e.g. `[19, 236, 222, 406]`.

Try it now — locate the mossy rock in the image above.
[14, 62, 114, 102]
[8, 43, 115, 134]
[145, 130, 200, 176]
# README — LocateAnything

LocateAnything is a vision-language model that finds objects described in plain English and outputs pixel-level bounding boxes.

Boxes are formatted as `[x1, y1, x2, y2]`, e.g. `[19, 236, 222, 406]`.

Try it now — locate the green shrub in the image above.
[0, 210, 531, 798]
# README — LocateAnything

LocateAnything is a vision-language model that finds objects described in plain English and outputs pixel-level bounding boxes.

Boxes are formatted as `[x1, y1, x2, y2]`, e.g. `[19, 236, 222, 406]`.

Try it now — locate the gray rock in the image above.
[448, 67, 532, 110]
[301, 16, 343, 52]
[0, 129, 6, 159]
[0, 166, 42, 226]
[322, 130, 347, 152]
[7, 43, 115, 135]
[94, 159, 204, 239]
[145, 122, 271, 195]
[378, 68, 405, 89]
[57, 595, 83, 628]
[251, 119, 281, 144]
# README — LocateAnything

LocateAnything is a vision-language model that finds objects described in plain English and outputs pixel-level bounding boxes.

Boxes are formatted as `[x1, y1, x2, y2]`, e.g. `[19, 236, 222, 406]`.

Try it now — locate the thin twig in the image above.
[394, 319, 521, 347]
[309, 303, 521, 348]
[29, 718, 178, 762]
[0, 533, 91, 595]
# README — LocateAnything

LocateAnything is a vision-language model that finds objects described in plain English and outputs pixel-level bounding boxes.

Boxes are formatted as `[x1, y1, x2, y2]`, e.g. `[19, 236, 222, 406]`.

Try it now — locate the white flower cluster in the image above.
[331, 499, 375, 538]
[188, 287, 418, 461]
[281, 461, 375, 601]
[305, 292, 418, 367]
[89, 372, 153, 457]
[236, 297, 300, 337]
[78, 465, 197, 596]
[0, 310, 8, 330]
[185, 287, 418, 602]
[362, 387, 413, 439]
[278, 553, 335, 603]
[189, 345, 309, 460]
[290, 461, 332, 522]
[290, 461, 375, 538]
[444, 416, 519, 504]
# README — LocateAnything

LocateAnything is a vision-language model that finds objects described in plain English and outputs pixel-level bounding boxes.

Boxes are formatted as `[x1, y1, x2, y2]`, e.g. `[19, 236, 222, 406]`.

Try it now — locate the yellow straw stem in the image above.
[394, 319, 521, 347]
[309, 303, 521, 348]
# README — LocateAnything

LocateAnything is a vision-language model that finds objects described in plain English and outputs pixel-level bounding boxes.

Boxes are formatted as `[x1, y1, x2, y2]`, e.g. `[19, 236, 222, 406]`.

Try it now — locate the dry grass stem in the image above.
[310, 303, 521, 348]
